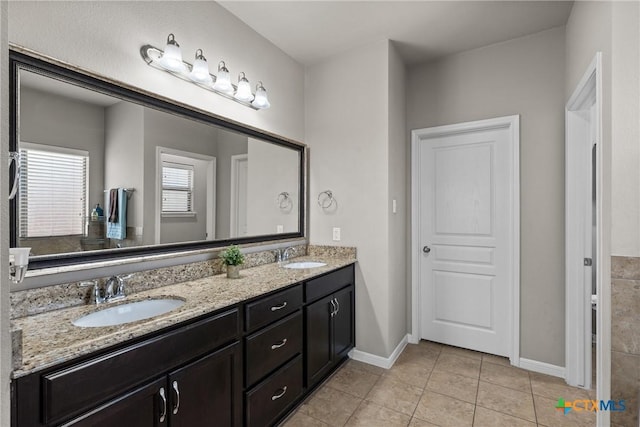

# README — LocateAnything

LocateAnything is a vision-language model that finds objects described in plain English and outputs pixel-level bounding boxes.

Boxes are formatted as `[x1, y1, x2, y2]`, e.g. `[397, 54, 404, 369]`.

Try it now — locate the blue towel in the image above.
[107, 189, 127, 240]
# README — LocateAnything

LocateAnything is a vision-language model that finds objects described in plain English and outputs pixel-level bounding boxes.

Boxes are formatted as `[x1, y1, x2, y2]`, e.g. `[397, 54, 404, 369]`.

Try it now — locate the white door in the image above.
[413, 116, 519, 358]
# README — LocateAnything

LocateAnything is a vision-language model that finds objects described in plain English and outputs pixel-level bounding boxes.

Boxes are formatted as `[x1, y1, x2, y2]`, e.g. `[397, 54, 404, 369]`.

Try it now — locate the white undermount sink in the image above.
[283, 261, 327, 269]
[72, 298, 185, 328]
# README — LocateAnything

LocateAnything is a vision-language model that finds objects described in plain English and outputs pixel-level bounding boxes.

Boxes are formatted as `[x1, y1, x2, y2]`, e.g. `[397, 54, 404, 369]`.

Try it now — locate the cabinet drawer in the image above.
[305, 264, 354, 303]
[245, 285, 302, 333]
[245, 355, 302, 427]
[42, 309, 239, 425]
[245, 312, 302, 387]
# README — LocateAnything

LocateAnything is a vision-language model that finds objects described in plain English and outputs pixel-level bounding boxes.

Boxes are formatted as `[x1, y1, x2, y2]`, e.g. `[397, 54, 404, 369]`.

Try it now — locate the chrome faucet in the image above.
[276, 246, 296, 264]
[81, 274, 131, 305]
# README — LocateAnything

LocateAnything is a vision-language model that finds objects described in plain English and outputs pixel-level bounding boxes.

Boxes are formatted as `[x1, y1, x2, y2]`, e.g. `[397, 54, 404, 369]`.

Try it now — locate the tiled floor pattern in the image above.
[281, 341, 597, 427]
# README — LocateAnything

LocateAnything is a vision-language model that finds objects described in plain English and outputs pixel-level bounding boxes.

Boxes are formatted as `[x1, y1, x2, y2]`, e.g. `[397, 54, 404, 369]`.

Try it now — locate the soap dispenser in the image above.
[91, 203, 104, 220]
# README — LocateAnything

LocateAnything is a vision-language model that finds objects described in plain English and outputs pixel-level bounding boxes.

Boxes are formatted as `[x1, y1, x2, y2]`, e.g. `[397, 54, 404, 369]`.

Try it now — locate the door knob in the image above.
[423, 246, 431, 254]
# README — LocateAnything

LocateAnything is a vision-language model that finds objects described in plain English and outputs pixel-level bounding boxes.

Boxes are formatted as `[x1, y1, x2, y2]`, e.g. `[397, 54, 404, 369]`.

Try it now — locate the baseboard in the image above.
[350, 334, 409, 369]
[407, 334, 420, 344]
[519, 357, 565, 378]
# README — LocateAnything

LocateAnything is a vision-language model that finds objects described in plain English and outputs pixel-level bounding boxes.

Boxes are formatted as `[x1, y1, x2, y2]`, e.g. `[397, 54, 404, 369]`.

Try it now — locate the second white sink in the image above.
[73, 298, 185, 328]
[283, 261, 327, 269]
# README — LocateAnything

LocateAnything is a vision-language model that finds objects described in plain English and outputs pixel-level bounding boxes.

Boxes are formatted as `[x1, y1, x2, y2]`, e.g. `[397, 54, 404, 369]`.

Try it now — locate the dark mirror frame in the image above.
[9, 49, 306, 270]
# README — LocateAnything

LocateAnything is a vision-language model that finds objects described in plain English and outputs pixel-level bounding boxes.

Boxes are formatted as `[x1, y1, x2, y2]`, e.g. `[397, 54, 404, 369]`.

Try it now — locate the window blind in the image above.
[162, 162, 194, 213]
[19, 144, 88, 238]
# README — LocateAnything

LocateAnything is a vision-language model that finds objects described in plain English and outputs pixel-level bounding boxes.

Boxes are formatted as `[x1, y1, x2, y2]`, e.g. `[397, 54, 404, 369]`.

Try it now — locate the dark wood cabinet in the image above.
[12, 264, 356, 427]
[167, 342, 242, 427]
[60, 377, 166, 427]
[305, 284, 355, 388]
[13, 309, 241, 427]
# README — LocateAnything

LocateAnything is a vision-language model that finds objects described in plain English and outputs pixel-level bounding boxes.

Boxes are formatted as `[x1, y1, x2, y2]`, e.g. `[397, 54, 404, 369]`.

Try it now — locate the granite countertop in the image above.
[11, 254, 356, 378]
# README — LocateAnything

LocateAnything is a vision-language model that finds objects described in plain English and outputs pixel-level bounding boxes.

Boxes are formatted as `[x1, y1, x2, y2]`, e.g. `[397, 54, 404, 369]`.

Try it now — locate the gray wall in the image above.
[388, 42, 408, 355]
[215, 130, 248, 240]
[246, 138, 300, 236]
[21, 86, 105, 212]
[407, 27, 566, 366]
[306, 40, 408, 358]
[105, 102, 144, 233]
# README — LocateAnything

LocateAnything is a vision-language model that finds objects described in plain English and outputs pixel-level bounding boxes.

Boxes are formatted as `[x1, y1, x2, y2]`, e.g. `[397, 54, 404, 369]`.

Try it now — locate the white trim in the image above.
[410, 115, 520, 365]
[349, 334, 409, 370]
[565, 53, 609, 427]
[519, 357, 565, 379]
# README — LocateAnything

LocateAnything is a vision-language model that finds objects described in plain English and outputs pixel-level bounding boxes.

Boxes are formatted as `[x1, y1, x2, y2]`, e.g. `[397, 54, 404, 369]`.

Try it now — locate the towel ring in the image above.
[277, 192, 292, 210]
[317, 190, 335, 209]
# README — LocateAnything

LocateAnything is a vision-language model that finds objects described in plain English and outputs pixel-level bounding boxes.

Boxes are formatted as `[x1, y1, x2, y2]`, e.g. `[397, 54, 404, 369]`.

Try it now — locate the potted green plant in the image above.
[220, 245, 245, 279]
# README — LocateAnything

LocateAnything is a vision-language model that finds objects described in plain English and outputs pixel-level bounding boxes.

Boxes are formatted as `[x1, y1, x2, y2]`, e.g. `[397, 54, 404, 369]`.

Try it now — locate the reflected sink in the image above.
[72, 298, 185, 328]
[283, 261, 327, 269]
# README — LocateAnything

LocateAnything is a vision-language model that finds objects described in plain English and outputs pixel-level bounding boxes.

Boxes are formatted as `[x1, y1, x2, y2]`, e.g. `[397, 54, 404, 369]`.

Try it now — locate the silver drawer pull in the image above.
[271, 338, 287, 350]
[271, 386, 288, 401]
[270, 302, 287, 311]
[159, 387, 167, 423]
[172, 380, 180, 415]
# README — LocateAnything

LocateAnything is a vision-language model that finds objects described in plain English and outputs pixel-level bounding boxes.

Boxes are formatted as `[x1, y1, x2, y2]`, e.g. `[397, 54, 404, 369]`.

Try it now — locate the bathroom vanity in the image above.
[11, 260, 355, 426]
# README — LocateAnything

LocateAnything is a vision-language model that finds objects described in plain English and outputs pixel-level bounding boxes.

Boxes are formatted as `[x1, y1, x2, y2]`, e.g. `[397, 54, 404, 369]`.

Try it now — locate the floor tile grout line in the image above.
[528, 371, 540, 426]
[407, 346, 441, 422]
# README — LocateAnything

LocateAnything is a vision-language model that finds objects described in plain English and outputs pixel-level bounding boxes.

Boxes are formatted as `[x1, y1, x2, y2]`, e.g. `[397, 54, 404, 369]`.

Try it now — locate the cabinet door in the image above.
[333, 286, 354, 360]
[61, 377, 167, 427]
[168, 342, 242, 427]
[305, 294, 333, 387]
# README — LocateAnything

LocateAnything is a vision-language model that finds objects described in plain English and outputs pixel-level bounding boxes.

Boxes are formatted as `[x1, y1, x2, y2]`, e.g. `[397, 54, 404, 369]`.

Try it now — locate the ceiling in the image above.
[219, 1, 573, 66]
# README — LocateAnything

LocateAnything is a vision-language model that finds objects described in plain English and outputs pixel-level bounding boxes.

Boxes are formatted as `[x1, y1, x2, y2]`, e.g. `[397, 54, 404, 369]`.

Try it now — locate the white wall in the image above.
[8, 1, 305, 143]
[407, 27, 566, 366]
[306, 39, 406, 357]
[20, 87, 105, 211]
[246, 138, 300, 236]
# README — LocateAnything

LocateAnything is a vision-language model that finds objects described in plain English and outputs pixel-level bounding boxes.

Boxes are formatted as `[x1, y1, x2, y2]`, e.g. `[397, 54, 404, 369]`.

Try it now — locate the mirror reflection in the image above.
[16, 68, 301, 257]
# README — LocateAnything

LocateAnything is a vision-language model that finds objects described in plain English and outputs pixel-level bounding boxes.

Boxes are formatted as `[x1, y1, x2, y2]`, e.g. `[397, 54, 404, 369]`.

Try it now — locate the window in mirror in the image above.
[161, 160, 195, 215]
[19, 143, 88, 239]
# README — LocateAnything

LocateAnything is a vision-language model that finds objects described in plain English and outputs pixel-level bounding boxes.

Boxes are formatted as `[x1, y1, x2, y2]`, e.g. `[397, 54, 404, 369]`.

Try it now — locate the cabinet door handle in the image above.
[172, 380, 180, 415]
[335, 298, 340, 315]
[329, 299, 336, 317]
[159, 387, 167, 423]
[271, 338, 288, 350]
[270, 301, 287, 311]
[271, 386, 288, 401]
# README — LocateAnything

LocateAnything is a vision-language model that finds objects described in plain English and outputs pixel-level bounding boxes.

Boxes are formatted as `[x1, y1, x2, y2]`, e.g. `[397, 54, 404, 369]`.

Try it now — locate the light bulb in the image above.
[189, 49, 212, 84]
[158, 33, 187, 73]
[212, 61, 234, 94]
[251, 81, 271, 109]
[234, 72, 254, 102]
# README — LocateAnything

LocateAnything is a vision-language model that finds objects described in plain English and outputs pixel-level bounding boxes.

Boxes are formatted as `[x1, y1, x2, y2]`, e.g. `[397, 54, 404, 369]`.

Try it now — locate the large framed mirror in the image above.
[9, 49, 305, 270]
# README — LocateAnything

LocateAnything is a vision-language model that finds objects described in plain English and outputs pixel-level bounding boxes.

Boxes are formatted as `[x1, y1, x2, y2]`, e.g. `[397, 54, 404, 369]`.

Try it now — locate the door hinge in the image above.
[584, 258, 592, 266]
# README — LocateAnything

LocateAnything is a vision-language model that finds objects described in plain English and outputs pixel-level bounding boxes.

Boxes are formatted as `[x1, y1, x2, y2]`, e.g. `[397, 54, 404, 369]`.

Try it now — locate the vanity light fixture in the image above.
[158, 34, 187, 73]
[251, 81, 271, 109]
[212, 61, 233, 94]
[189, 49, 212, 85]
[234, 72, 254, 102]
[140, 34, 271, 110]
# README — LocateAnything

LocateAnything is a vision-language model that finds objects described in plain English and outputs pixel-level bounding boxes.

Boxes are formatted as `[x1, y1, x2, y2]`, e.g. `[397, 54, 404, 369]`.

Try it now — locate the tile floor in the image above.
[281, 341, 597, 427]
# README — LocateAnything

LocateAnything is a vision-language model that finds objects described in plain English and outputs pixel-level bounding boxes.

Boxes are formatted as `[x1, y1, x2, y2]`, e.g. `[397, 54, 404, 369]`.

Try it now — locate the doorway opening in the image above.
[565, 52, 609, 426]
